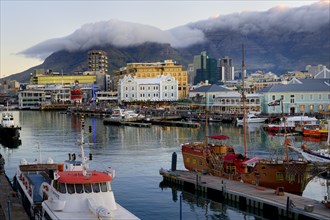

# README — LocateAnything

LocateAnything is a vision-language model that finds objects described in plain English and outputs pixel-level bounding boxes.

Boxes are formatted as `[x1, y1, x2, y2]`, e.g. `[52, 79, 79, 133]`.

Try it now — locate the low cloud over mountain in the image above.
[20, 1, 329, 60]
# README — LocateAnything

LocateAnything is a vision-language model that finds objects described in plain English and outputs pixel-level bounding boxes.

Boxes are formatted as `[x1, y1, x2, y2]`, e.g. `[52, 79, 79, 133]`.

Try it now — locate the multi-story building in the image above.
[258, 78, 330, 114]
[219, 56, 234, 82]
[192, 51, 218, 85]
[113, 60, 188, 99]
[30, 69, 97, 86]
[88, 50, 108, 73]
[118, 74, 178, 102]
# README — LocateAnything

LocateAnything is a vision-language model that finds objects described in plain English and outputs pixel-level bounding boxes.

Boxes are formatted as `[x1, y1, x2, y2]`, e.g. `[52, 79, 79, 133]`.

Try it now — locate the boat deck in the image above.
[25, 172, 51, 202]
[161, 170, 330, 220]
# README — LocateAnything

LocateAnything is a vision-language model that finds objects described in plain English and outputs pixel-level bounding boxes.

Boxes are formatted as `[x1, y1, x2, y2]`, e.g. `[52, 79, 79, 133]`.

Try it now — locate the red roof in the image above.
[207, 135, 229, 140]
[57, 171, 112, 184]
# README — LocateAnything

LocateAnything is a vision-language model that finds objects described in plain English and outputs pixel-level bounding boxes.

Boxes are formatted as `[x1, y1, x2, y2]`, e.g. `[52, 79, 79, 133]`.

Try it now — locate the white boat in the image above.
[14, 117, 139, 220]
[236, 113, 266, 124]
[300, 144, 330, 163]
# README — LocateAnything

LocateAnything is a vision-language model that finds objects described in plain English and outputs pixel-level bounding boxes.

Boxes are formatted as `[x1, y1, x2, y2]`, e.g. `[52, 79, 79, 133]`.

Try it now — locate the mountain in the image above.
[3, 3, 330, 83]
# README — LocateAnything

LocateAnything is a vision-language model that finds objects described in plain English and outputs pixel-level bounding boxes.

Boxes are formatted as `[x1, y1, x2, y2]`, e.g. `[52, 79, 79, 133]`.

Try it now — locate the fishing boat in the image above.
[180, 46, 312, 195]
[13, 117, 139, 220]
[236, 113, 266, 124]
[0, 105, 21, 146]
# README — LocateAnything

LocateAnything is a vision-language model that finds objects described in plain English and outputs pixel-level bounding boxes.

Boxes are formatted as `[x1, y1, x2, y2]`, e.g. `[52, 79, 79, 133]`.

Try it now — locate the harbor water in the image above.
[0, 111, 328, 220]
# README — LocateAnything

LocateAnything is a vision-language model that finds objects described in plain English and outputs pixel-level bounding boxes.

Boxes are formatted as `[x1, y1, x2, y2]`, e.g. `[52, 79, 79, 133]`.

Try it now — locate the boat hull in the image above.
[182, 145, 311, 195]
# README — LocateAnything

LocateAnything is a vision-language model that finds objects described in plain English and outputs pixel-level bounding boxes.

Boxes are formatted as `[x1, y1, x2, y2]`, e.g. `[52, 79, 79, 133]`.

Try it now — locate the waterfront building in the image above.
[189, 84, 262, 114]
[218, 56, 234, 82]
[95, 91, 118, 103]
[113, 60, 188, 99]
[258, 78, 330, 115]
[118, 74, 178, 102]
[18, 89, 46, 110]
[192, 51, 218, 85]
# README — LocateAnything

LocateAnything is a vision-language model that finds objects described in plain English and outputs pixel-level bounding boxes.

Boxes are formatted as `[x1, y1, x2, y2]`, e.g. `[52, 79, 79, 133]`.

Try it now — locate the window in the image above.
[59, 183, 66, 194]
[92, 183, 100, 193]
[301, 94, 304, 100]
[100, 182, 108, 192]
[84, 184, 92, 193]
[319, 94, 322, 100]
[67, 184, 75, 194]
[300, 105, 305, 111]
[310, 104, 314, 111]
[276, 172, 284, 181]
[272, 95, 275, 100]
[319, 105, 323, 111]
[75, 184, 83, 194]
[310, 94, 313, 100]
[290, 95, 294, 103]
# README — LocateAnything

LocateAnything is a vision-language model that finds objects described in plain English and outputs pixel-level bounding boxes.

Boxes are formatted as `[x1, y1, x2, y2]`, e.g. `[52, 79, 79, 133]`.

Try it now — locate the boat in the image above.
[236, 113, 266, 124]
[13, 117, 139, 220]
[264, 115, 318, 133]
[299, 144, 330, 163]
[178, 46, 312, 195]
[302, 120, 328, 139]
[0, 105, 21, 146]
[104, 108, 144, 125]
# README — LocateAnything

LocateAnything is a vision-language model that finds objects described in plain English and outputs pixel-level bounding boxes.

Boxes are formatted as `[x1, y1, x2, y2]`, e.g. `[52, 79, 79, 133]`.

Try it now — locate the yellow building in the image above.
[113, 60, 188, 99]
[30, 71, 96, 85]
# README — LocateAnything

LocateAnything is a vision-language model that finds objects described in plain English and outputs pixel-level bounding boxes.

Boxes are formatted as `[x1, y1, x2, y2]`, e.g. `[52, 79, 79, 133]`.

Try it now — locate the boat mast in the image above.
[242, 44, 247, 158]
[80, 116, 87, 176]
[205, 91, 209, 147]
[281, 98, 289, 162]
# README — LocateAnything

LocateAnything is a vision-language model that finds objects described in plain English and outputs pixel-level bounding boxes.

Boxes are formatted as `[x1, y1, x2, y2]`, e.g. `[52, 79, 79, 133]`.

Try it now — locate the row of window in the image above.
[124, 93, 176, 98]
[53, 181, 111, 194]
[272, 94, 330, 101]
[125, 86, 176, 91]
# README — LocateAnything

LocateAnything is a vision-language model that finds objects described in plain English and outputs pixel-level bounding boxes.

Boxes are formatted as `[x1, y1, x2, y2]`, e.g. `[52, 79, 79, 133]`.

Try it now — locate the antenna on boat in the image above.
[242, 44, 247, 158]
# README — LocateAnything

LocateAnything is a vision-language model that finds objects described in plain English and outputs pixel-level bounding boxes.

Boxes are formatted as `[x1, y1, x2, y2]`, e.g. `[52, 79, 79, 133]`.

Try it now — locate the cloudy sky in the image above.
[0, 0, 323, 78]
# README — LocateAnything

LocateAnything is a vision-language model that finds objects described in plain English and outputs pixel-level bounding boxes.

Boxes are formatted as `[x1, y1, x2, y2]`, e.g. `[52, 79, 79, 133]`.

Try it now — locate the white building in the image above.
[118, 74, 178, 102]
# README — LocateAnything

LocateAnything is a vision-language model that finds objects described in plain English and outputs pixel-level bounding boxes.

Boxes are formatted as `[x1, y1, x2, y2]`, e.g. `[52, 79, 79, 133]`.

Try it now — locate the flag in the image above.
[268, 99, 281, 106]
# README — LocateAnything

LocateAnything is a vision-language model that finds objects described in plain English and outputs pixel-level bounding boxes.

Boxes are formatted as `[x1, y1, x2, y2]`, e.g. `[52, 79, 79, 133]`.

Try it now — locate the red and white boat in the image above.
[265, 116, 318, 133]
[14, 118, 139, 220]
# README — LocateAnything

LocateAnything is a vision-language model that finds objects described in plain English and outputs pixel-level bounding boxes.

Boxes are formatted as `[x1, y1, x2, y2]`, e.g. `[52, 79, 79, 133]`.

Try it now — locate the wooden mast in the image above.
[242, 44, 247, 158]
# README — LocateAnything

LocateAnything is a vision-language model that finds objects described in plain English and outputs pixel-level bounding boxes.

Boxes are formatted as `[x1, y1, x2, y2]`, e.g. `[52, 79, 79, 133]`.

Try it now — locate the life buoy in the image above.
[44, 185, 49, 191]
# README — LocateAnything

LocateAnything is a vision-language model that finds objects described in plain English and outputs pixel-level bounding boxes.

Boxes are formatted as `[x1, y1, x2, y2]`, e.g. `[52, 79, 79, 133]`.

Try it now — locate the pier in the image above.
[160, 170, 330, 220]
[0, 174, 29, 220]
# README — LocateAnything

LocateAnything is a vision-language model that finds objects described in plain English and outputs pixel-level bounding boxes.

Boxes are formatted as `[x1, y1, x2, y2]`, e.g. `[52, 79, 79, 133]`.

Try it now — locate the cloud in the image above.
[20, 1, 329, 59]
[20, 19, 205, 59]
[191, 1, 329, 35]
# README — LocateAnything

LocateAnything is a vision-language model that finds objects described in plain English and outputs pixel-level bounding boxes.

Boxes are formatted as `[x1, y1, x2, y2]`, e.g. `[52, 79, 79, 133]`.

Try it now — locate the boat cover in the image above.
[207, 135, 229, 140]
[242, 157, 262, 165]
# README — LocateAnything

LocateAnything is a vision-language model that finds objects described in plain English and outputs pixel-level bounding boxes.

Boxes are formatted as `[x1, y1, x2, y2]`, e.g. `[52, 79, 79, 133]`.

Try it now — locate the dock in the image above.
[151, 120, 201, 128]
[0, 174, 29, 220]
[160, 170, 330, 220]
